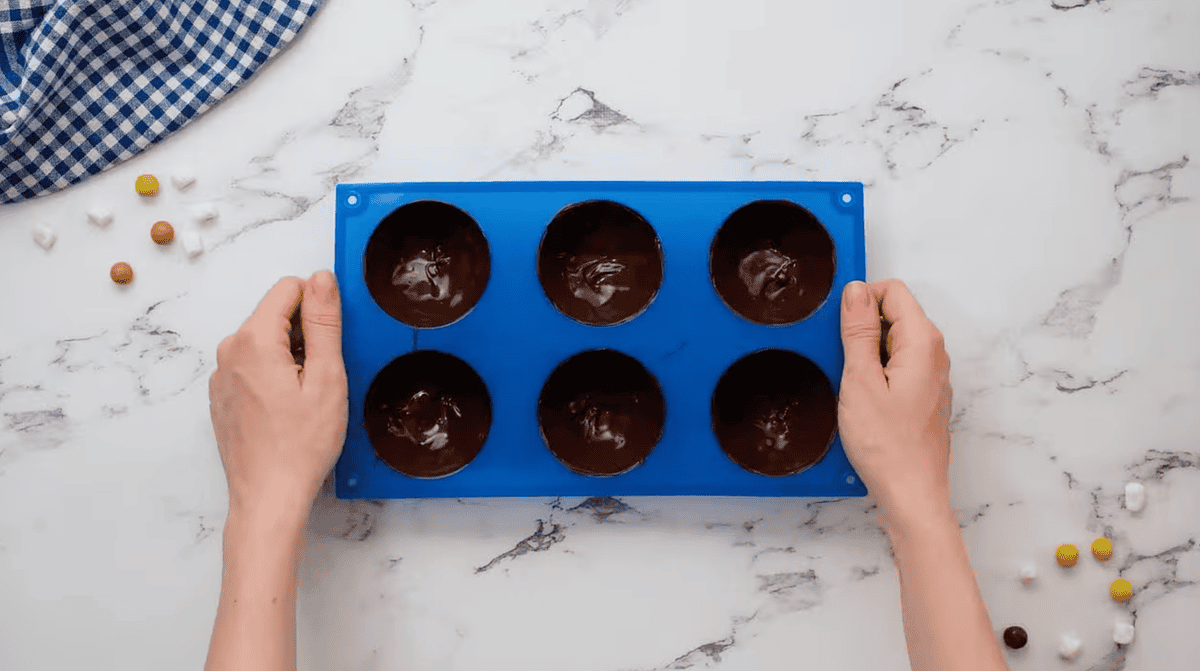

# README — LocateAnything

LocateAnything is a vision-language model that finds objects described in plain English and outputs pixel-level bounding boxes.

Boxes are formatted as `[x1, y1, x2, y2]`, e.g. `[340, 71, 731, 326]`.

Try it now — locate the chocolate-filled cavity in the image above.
[538, 201, 664, 326]
[712, 349, 837, 477]
[538, 349, 665, 475]
[365, 351, 492, 478]
[364, 201, 491, 328]
[710, 200, 835, 325]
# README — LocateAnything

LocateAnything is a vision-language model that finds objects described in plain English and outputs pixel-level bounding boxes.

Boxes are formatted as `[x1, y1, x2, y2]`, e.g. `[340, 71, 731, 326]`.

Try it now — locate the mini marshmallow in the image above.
[1125, 482, 1146, 512]
[1113, 621, 1135, 645]
[86, 206, 113, 228]
[1058, 633, 1082, 661]
[32, 222, 57, 249]
[192, 202, 219, 224]
[181, 231, 204, 258]
[171, 172, 196, 190]
[1018, 562, 1038, 585]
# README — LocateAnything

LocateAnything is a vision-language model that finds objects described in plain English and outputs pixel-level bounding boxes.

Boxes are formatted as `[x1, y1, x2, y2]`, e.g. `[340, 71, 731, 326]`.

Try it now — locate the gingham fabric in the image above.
[0, 0, 323, 204]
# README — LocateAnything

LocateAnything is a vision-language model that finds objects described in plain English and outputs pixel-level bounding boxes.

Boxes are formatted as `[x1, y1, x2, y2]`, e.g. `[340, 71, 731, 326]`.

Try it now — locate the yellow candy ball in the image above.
[1092, 537, 1114, 561]
[1056, 543, 1079, 567]
[1111, 578, 1133, 603]
[135, 174, 160, 196]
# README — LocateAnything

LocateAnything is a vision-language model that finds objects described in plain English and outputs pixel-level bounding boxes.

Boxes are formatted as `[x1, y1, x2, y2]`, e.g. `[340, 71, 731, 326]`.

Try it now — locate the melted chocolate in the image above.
[538, 201, 663, 326]
[364, 201, 491, 328]
[710, 200, 835, 325]
[538, 349, 665, 475]
[712, 349, 837, 477]
[364, 351, 492, 478]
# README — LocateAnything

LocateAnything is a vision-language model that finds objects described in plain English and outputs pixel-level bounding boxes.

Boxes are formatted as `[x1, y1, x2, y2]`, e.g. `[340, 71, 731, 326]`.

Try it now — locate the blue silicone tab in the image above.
[334, 181, 868, 498]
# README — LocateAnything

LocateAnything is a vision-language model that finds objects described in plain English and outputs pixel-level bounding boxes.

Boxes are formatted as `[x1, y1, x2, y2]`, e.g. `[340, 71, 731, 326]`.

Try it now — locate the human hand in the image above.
[209, 271, 348, 523]
[838, 280, 953, 527]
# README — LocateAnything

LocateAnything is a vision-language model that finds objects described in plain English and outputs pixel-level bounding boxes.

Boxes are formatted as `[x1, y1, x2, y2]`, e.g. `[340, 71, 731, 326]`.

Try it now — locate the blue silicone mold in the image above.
[334, 181, 868, 498]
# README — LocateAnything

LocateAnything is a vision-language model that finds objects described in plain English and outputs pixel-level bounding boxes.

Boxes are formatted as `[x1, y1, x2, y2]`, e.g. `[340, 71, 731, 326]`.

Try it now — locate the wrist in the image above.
[879, 490, 957, 541]
[226, 495, 310, 543]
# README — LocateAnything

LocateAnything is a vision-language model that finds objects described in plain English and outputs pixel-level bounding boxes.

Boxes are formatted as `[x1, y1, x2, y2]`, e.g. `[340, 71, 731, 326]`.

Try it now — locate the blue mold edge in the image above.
[333, 181, 868, 499]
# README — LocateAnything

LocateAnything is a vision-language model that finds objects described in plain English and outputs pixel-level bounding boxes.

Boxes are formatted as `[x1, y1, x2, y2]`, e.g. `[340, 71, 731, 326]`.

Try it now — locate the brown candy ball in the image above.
[150, 221, 174, 245]
[1003, 626, 1028, 650]
[110, 262, 134, 284]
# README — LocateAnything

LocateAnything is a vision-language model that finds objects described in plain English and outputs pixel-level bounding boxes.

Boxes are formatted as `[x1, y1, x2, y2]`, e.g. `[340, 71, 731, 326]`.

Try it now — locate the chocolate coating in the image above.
[364, 201, 491, 328]
[365, 351, 492, 478]
[712, 349, 837, 476]
[538, 201, 663, 326]
[710, 200, 835, 325]
[538, 349, 665, 475]
[1003, 626, 1028, 650]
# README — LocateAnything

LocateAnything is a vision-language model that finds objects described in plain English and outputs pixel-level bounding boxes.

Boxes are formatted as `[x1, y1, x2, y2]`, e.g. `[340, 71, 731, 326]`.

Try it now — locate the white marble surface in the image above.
[1, 0, 1198, 669]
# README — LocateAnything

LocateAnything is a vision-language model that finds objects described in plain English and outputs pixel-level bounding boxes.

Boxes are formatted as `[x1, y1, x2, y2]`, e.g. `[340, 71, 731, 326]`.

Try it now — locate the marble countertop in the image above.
[2, 0, 1198, 669]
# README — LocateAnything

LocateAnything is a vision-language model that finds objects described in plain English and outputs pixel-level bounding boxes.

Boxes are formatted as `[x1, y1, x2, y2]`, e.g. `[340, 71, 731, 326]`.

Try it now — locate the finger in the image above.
[246, 276, 305, 350]
[840, 281, 887, 384]
[300, 270, 345, 386]
[870, 279, 939, 364]
[869, 279, 928, 323]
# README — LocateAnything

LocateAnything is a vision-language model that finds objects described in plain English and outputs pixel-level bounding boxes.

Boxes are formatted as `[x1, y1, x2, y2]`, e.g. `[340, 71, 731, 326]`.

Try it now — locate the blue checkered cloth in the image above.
[0, 0, 323, 204]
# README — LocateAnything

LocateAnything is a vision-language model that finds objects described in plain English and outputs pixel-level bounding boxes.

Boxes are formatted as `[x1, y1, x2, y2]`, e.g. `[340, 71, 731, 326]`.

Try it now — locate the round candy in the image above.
[110, 262, 134, 284]
[135, 174, 159, 196]
[1092, 537, 1114, 561]
[1056, 543, 1079, 567]
[1002, 625, 1028, 650]
[1111, 578, 1133, 602]
[150, 220, 174, 245]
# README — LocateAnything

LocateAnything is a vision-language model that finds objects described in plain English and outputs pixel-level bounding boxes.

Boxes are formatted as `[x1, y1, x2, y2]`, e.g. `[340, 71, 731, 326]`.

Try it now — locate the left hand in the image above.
[208, 271, 349, 521]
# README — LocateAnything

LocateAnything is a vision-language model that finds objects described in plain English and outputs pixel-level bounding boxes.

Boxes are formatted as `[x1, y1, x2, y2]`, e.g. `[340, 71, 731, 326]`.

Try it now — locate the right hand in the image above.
[837, 280, 953, 526]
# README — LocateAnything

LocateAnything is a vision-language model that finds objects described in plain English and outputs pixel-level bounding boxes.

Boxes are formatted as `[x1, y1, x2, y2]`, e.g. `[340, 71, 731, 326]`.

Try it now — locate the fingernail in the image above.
[314, 270, 337, 304]
[844, 281, 866, 309]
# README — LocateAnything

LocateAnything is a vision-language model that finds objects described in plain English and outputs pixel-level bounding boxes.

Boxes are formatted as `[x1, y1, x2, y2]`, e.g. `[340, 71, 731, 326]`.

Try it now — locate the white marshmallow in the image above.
[32, 222, 57, 249]
[1018, 562, 1038, 585]
[1113, 621, 1135, 645]
[181, 231, 204, 258]
[1125, 482, 1146, 512]
[86, 206, 113, 228]
[171, 172, 196, 190]
[192, 202, 219, 224]
[1058, 633, 1082, 661]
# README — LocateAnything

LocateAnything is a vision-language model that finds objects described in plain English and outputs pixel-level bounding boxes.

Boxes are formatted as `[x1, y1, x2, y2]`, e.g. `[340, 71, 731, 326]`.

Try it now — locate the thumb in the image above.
[840, 281, 886, 383]
[301, 270, 345, 384]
